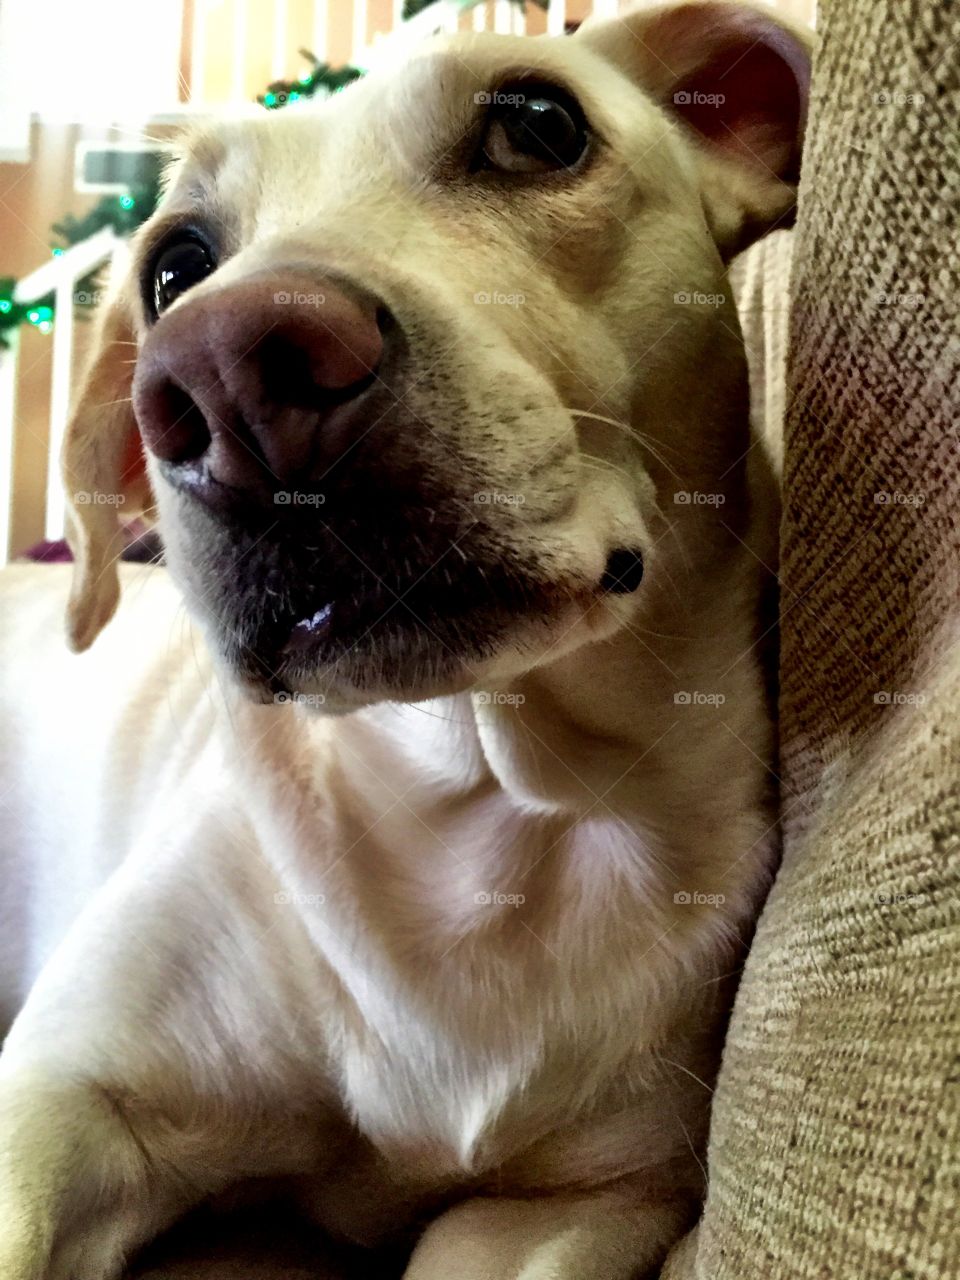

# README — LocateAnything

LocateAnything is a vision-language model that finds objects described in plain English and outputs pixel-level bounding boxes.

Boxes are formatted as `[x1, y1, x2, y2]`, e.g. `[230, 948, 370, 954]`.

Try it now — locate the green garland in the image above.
[1, 0, 545, 345]
[0, 180, 162, 348]
[259, 58, 364, 109]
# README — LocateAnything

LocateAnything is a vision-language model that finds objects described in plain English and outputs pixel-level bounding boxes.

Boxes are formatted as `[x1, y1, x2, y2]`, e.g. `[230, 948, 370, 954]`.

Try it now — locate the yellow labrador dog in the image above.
[0, 4, 809, 1277]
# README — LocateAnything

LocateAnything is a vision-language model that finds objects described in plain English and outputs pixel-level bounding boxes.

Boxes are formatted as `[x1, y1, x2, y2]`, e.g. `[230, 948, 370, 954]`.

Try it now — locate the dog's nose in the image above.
[132, 276, 387, 496]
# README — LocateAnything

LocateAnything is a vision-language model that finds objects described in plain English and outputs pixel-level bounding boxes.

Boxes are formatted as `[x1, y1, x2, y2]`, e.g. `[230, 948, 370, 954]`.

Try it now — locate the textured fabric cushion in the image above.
[728, 227, 792, 479]
[663, 0, 960, 1276]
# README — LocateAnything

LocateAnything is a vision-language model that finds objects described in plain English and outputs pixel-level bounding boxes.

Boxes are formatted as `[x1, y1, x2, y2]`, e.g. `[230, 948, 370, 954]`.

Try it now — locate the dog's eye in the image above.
[152, 235, 216, 316]
[480, 87, 588, 174]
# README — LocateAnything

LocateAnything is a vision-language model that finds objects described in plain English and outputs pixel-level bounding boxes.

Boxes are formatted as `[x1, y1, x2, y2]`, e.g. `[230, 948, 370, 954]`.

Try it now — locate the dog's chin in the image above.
[200, 563, 586, 716]
[244, 662, 480, 716]
[163, 500, 644, 714]
[217, 579, 623, 715]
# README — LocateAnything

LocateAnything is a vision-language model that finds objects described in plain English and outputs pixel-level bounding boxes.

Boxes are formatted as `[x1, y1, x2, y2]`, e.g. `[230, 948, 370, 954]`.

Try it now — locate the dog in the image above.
[0, 3, 810, 1276]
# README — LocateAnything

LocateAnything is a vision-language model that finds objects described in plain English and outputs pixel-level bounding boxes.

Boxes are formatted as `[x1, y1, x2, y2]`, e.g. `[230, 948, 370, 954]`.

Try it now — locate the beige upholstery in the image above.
[663, 0, 960, 1275]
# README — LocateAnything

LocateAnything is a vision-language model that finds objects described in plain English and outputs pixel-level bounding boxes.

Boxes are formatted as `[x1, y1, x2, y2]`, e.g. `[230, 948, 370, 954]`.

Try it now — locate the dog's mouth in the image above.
[165, 468, 644, 709]
[226, 555, 598, 710]
[173, 505, 588, 705]
[250, 556, 569, 697]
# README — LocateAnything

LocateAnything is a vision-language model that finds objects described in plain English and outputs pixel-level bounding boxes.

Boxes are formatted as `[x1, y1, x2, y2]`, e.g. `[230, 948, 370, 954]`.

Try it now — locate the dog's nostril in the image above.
[146, 382, 211, 464]
[260, 337, 318, 409]
[258, 335, 379, 412]
[375, 304, 397, 336]
[601, 548, 645, 594]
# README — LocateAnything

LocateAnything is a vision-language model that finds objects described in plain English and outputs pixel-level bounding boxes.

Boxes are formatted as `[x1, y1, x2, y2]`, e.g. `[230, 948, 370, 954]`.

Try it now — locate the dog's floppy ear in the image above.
[578, 0, 813, 257]
[62, 282, 151, 651]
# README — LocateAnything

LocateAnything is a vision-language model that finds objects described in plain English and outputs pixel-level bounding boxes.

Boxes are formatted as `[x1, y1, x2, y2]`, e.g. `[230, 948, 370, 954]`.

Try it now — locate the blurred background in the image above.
[0, 0, 815, 563]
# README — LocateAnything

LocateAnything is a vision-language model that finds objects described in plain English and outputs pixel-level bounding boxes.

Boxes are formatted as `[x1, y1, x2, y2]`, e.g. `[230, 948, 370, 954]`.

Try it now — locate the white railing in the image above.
[188, 0, 510, 109]
[1, 229, 122, 561]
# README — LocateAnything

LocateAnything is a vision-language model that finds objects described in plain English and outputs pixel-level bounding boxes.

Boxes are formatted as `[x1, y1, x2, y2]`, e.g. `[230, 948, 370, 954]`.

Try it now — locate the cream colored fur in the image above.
[0, 5, 809, 1277]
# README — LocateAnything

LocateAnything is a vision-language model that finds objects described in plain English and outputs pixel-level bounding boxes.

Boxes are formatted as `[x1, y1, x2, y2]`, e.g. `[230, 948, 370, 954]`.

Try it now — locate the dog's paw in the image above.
[0, 1228, 50, 1280]
[0, 1070, 156, 1280]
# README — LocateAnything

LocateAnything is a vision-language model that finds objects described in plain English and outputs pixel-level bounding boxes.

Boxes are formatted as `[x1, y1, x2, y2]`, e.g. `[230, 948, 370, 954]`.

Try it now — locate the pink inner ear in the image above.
[650, 5, 809, 182]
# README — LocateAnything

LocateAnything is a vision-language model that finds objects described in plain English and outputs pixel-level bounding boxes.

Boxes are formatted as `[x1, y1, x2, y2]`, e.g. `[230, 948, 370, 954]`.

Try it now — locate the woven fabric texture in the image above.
[663, 0, 960, 1276]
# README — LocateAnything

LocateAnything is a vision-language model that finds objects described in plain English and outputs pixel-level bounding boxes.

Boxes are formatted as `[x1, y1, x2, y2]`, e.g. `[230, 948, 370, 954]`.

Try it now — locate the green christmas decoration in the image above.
[0, 174, 163, 349]
[1, 0, 552, 345]
[50, 173, 161, 247]
[0, 283, 55, 346]
[259, 55, 363, 109]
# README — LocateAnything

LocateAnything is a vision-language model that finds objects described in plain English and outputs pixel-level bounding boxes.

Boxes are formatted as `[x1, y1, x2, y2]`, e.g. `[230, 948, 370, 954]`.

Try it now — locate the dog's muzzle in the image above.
[133, 273, 645, 699]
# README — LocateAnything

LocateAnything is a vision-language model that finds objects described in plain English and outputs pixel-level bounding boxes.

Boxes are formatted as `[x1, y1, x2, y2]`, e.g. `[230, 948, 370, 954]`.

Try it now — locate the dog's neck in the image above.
[390, 516, 773, 818]
[238, 376, 779, 917]
[414, 380, 778, 822]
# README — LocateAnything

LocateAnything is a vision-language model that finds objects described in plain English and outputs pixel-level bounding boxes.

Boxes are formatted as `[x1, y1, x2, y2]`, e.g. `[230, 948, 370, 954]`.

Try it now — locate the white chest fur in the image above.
[239, 702, 767, 1192]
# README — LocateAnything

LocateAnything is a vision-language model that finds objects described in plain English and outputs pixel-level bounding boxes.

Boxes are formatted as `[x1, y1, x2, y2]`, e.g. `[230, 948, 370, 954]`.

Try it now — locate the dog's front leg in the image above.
[403, 1189, 696, 1280]
[0, 1067, 202, 1280]
[0, 822, 330, 1280]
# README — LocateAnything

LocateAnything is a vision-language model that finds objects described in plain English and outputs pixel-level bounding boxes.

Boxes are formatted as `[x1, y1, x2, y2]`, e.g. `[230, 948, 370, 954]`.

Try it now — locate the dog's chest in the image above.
[340, 1018, 539, 1178]
[311, 829, 679, 1190]
[258, 744, 730, 1200]
[302, 943, 685, 1247]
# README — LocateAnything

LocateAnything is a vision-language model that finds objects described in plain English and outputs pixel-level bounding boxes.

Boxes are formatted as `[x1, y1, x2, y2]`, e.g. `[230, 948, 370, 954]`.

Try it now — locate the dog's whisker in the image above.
[568, 409, 685, 460]
[566, 410, 687, 481]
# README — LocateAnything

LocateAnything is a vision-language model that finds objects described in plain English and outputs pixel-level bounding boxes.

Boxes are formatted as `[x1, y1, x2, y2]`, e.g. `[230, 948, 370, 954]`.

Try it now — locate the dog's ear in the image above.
[578, 0, 813, 257]
[62, 284, 152, 651]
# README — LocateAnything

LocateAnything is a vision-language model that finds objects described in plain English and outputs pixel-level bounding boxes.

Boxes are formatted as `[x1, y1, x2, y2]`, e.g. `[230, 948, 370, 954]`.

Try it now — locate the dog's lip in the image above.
[268, 546, 643, 667]
[213, 540, 647, 702]
[282, 603, 336, 655]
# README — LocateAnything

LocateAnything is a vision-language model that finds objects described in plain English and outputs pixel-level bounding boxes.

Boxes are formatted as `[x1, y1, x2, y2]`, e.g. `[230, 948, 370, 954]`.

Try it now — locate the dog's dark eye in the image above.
[152, 236, 216, 316]
[480, 87, 588, 174]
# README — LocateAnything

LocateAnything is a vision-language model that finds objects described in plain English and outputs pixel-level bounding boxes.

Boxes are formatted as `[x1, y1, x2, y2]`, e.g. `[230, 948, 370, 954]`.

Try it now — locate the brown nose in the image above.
[132, 276, 388, 499]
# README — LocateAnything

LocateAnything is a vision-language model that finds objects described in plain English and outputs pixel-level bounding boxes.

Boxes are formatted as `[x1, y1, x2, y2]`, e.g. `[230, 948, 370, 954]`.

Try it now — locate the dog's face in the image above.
[63, 3, 809, 712]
